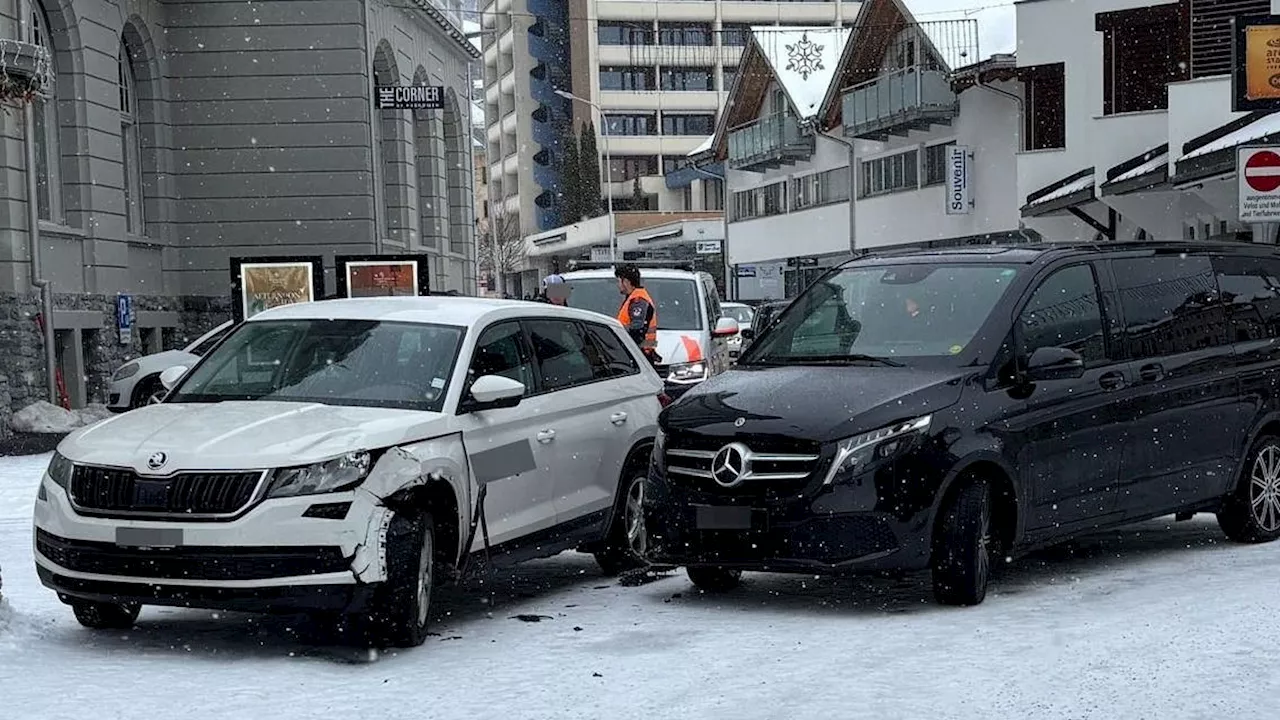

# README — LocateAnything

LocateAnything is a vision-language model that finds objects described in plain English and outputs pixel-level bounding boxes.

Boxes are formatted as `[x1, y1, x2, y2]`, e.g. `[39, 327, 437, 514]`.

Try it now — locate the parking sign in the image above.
[116, 294, 133, 345]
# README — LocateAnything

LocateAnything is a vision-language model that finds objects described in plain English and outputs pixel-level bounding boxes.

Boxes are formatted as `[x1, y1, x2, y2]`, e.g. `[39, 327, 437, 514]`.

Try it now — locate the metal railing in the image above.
[728, 112, 812, 169]
[842, 66, 957, 138]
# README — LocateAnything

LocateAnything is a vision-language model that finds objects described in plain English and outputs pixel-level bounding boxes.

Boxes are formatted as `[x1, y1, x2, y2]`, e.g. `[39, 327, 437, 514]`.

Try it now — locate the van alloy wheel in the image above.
[1218, 435, 1280, 544]
[1250, 445, 1280, 533]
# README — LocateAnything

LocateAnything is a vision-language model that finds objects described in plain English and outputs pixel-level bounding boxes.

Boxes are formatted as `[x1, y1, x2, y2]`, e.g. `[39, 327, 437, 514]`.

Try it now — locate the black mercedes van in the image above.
[645, 242, 1280, 605]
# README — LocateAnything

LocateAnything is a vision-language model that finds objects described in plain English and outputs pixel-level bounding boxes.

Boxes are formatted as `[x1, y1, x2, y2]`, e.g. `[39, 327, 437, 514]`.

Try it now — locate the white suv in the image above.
[34, 297, 664, 647]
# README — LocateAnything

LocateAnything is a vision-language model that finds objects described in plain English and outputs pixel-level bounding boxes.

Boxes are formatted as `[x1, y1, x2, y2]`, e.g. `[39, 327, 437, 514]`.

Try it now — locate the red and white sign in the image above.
[1239, 146, 1280, 222]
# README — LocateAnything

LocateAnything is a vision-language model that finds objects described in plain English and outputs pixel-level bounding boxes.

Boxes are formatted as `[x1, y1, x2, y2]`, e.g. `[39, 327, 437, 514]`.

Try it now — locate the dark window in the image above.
[525, 320, 597, 391]
[563, 277, 704, 331]
[1190, 0, 1268, 79]
[598, 21, 652, 45]
[599, 66, 655, 91]
[1021, 63, 1066, 151]
[468, 321, 536, 396]
[1097, 5, 1188, 115]
[607, 155, 659, 181]
[658, 23, 713, 46]
[721, 24, 752, 46]
[1017, 264, 1109, 365]
[189, 325, 233, 356]
[732, 182, 786, 221]
[660, 67, 714, 91]
[662, 155, 686, 174]
[1114, 255, 1229, 359]
[605, 113, 657, 135]
[583, 322, 641, 378]
[722, 65, 738, 90]
[923, 141, 956, 186]
[1211, 255, 1280, 342]
[661, 113, 716, 135]
[859, 150, 918, 198]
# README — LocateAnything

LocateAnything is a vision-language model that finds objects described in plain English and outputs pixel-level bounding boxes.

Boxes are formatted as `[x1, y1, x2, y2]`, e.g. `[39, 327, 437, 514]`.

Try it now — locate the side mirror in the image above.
[463, 374, 525, 412]
[712, 317, 740, 337]
[158, 365, 189, 391]
[740, 327, 756, 342]
[1025, 346, 1084, 382]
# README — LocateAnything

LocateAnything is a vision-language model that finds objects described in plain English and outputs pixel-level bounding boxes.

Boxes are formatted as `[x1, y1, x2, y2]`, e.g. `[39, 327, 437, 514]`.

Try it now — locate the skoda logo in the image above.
[146, 452, 168, 471]
[711, 443, 750, 488]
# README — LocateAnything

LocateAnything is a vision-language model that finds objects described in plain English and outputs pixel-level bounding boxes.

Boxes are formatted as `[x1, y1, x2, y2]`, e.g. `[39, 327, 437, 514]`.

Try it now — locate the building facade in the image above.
[0, 0, 479, 430]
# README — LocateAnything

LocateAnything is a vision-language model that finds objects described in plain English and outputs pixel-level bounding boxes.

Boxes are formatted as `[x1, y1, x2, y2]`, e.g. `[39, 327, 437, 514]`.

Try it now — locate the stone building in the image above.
[0, 0, 479, 431]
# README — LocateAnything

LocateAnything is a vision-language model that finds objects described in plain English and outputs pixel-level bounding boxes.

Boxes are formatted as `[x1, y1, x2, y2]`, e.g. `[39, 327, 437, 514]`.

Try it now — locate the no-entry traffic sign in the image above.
[1238, 146, 1280, 222]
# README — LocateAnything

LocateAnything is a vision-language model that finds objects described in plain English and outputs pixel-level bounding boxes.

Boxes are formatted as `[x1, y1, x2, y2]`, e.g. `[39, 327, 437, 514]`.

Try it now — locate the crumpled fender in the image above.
[347, 435, 472, 584]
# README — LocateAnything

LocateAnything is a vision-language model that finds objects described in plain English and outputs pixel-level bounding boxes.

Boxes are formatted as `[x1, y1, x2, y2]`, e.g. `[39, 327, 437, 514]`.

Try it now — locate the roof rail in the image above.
[565, 260, 698, 272]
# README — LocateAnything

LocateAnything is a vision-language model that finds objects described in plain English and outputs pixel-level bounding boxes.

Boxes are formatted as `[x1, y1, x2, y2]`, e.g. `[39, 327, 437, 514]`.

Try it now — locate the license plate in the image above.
[116, 527, 183, 548]
[695, 505, 756, 531]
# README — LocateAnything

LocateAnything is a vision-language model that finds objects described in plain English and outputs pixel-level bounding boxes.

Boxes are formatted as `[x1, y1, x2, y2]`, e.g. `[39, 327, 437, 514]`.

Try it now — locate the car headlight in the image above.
[113, 362, 140, 381]
[266, 452, 373, 499]
[821, 415, 933, 485]
[667, 361, 707, 384]
[46, 451, 75, 489]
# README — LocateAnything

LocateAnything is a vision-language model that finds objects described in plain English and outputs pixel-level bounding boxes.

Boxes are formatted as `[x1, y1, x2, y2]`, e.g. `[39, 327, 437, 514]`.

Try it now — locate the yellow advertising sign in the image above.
[1244, 23, 1280, 101]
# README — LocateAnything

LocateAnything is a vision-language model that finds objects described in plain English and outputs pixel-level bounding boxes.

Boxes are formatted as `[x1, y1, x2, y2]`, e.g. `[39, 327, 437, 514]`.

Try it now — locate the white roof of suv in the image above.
[249, 296, 624, 329]
[560, 268, 707, 281]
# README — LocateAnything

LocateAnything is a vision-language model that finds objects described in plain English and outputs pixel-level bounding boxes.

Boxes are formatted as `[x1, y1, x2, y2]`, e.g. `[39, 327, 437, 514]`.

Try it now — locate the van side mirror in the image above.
[713, 317, 740, 337]
[461, 374, 525, 413]
[158, 365, 189, 391]
[1025, 346, 1084, 382]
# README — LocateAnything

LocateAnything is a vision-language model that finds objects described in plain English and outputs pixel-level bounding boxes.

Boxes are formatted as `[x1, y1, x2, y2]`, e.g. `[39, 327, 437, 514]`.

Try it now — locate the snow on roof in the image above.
[1112, 150, 1168, 184]
[899, 0, 1016, 70]
[687, 135, 714, 157]
[752, 26, 853, 119]
[252, 296, 613, 328]
[1181, 113, 1280, 161]
[1030, 172, 1094, 206]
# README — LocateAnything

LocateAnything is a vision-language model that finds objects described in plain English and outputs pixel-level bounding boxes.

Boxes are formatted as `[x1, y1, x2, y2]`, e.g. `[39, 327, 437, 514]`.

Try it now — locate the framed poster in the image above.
[229, 256, 324, 323]
[1232, 15, 1280, 112]
[335, 254, 432, 298]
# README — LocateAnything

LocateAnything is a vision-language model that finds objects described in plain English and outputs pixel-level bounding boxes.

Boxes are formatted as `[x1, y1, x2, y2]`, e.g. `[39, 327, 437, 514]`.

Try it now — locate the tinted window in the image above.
[170, 320, 463, 412]
[1017, 264, 1108, 364]
[583, 322, 640, 379]
[723, 305, 754, 325]
[564, 277, 702, 330]
[467, 322, 535, 396]
[188, 324, 233, 356]
[526, 320, 596, 391]
[1212, 255, 1280, 342]
[1113, 255, 1228, 359]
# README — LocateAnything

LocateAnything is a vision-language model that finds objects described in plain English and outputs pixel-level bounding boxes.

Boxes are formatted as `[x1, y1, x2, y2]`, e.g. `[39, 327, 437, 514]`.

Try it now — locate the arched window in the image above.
[31, 1, 60, 222]
[118, 41, 144, 234]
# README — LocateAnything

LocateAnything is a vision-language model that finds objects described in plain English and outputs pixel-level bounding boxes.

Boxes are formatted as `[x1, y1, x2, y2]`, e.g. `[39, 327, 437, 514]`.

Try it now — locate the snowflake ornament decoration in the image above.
[785, 33, 825, 81]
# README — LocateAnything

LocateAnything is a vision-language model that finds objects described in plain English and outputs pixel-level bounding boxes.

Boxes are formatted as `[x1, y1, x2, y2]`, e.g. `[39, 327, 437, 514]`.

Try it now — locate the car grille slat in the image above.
[69, 466, 263, 520]
[663, 433, 824, 497]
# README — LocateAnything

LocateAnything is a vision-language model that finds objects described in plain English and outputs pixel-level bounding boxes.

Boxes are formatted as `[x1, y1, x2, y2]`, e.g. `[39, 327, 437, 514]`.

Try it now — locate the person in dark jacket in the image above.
[614, 265, 661, 364]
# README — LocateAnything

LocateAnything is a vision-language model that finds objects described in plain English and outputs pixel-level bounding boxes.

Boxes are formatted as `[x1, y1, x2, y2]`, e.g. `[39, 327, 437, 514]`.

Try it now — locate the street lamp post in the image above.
[554, 89, 615, 265]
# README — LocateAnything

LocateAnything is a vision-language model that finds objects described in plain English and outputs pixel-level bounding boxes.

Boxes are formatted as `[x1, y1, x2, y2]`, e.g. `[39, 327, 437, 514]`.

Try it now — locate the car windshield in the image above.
[742, 263, 1020, 365]
[564, 277, 702, 330]
[723, 305, 754, 325]
[167, 319, 464, 412]
[187, 324, 233, 356]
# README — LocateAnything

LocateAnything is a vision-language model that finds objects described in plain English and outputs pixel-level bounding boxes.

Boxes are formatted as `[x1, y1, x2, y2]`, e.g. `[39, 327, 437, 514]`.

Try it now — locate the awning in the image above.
[1173, 111, 1280, 186]
[1021, 167, 1096, 218]
[1100, 145, 1169, 197]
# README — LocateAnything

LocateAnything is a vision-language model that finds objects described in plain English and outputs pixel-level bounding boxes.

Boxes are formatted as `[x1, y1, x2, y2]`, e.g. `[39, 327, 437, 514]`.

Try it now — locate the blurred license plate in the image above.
[116, 527, 183, 548]
[695, 505, 755, 530]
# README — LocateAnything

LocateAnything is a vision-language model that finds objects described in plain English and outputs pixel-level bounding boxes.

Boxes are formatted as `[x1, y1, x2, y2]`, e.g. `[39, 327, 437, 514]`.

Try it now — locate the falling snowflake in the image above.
[785, 33, 824, 81]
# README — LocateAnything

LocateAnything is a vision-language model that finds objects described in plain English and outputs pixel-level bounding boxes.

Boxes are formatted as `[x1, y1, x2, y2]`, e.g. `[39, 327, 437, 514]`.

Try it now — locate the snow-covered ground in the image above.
[2, 451, 1279, 719]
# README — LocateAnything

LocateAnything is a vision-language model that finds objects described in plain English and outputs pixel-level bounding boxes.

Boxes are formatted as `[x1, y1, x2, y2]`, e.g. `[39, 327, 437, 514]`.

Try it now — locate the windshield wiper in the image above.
[755, 354, 905, 368]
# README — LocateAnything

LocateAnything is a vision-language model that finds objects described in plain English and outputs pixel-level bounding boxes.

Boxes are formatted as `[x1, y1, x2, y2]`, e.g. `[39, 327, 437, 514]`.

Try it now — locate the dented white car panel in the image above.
[33, 296, 663, 619]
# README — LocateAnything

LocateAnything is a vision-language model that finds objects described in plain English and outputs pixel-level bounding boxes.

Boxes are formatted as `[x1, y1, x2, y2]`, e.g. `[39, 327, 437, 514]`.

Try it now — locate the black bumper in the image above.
[663, 381, 698, 400]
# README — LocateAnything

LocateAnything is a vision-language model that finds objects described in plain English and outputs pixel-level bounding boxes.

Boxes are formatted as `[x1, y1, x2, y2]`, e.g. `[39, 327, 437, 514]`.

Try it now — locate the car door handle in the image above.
[535, 430, 556, 444]
[610, 412, 628, 425]
[1139, 363, 1165, 382]
[1098, 371, 1126, 391]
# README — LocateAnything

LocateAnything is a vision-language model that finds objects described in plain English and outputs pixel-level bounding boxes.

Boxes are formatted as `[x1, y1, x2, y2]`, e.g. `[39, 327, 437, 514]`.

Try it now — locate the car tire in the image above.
[365, 511, 435, 648]
[594, 472, 649, 576]
[931, 478, 994, 607]
[71, 599, 140, 630]
[1218, 434, 1280, 544]
[686, 566, 742, 593]
[129, 376, 164, 409]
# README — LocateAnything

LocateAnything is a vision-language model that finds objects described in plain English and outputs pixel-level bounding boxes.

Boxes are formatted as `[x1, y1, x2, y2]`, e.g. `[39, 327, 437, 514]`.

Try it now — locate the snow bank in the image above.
[10, 402, 112, 434]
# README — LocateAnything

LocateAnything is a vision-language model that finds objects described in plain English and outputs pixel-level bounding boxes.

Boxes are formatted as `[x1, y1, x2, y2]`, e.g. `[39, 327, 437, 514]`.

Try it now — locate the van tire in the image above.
[686, 566, 742, 593]
[931, 479, 993, 606]
[1218, 434, 1280, 544]
[365, 511, 435, 648]
[71, 599, 140, 630]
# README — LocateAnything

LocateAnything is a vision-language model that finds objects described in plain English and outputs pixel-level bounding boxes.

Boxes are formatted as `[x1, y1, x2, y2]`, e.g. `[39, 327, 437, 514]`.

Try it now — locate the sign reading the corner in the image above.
[376, 85, 444, 110]
[1239, 146, 1280, 222]
[945, 145, 972, 215]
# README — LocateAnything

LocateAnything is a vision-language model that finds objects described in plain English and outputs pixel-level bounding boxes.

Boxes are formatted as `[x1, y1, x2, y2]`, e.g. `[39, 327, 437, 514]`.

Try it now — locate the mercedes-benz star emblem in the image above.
[146, 452, 168, 471]
[711, 443, 749, 488]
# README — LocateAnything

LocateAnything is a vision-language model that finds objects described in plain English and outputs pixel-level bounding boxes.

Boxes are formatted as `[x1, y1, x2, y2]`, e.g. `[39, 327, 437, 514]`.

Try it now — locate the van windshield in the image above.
[564, 277, 703, 330]
[741, 263, 1020, 365]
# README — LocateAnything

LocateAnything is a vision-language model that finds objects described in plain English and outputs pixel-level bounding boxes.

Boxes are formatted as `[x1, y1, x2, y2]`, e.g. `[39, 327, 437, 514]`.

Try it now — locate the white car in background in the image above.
[107, 321, 235, 412]
[720, 302, 755, 359]
[35, 297, 664, 648]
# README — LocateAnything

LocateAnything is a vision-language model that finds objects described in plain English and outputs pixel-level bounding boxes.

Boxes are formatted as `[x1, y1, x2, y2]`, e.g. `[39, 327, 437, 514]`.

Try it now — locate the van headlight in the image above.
[822, 415, 932, 485]
[113, 362, 140, 381]
[266, 452, 373, 498]
[667, 361, 707, 384]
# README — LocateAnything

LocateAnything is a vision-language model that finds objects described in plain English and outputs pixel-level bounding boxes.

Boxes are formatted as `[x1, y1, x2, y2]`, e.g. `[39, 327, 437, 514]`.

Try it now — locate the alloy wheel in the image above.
[1250, 444, 1280, 532]
[625, 477, 647, 556]
[415, 529, 434, 627]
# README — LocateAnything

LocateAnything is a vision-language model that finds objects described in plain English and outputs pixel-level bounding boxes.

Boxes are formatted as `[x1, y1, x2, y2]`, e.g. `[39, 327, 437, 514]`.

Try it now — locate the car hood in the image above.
[660, 365, 966, 444]
[59, 401, 449, 472]
[655, 330, 708, 365]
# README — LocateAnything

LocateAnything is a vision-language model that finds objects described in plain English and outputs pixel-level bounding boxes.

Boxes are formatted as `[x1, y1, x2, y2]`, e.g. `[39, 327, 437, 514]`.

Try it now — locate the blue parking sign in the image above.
[116, 294, 133, 345]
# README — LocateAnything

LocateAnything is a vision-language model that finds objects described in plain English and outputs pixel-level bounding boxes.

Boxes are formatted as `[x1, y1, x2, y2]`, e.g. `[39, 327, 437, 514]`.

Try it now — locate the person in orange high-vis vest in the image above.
[614, 264, 661, 364]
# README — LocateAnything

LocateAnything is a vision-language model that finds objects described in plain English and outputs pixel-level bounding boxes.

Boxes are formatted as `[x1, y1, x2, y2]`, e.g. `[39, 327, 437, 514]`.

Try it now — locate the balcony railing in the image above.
[842, 66, 958, 141]
[728, 112, 814, 171]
